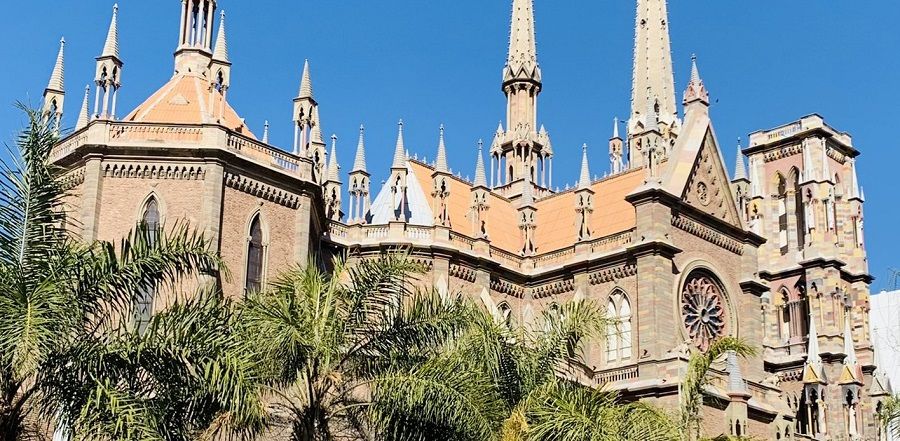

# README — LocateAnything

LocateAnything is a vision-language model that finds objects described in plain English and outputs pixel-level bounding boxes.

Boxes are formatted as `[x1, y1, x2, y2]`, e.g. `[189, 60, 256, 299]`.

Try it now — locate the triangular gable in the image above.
[662, 105, 742, 228]
[802, 363, 826, 385]
[839, 364, 864, 386]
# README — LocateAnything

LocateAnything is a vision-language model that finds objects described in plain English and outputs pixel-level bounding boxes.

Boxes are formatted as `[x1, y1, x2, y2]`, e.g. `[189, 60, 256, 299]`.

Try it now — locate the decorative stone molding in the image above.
[588, 264, 637, 285]
[826, 145, 847, 165]
[491, 277, 525, 298]
[532, 278, 574, 299]
[449, 263, 476, 283]
[762, 143, 802, 162]
[59, 168, 85, 190]
[225, 172, 300, 209]
[672, 215, 743, 255]
[103, 163, 206, 181]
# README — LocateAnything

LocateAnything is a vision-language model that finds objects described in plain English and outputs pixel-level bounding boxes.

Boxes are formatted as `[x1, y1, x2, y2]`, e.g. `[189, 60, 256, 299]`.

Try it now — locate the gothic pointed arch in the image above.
[134, 195, 163, 334]
[244, 210, 269, 294]
[605, 288, 633, 362]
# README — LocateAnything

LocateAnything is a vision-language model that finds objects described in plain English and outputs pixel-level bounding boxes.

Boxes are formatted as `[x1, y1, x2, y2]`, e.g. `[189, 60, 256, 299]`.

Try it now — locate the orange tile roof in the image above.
[123, 73, 255, 139]
[534, 168, 642, 253]
[409, 161, 641, 255]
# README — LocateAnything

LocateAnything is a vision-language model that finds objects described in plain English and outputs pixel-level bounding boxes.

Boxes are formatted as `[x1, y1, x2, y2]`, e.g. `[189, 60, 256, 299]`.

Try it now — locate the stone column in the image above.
[293, 195, 313, 266]
[201, 161, 225, 253]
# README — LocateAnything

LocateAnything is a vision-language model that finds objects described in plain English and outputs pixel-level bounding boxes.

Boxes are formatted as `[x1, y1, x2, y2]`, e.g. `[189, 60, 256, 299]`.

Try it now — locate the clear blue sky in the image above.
[1, 1, 898, 290]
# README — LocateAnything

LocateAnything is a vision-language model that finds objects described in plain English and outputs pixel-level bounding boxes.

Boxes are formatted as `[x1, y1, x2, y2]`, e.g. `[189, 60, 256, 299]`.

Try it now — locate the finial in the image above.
[262, 120, 270, 143]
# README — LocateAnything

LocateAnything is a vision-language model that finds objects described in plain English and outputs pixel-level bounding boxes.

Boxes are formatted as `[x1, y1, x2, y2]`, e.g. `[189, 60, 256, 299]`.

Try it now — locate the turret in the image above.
[94, 4, 123, 120]
[308, 107, 328, 183]
[210, 11, 231, 94]
[348, 125, 371, 223]
[292, 60, 317, 156]
[431, 125, 451, 228]
[43, 37, 66, 131]
[471, 140, 490, 239]
[731, 139, 750, 224]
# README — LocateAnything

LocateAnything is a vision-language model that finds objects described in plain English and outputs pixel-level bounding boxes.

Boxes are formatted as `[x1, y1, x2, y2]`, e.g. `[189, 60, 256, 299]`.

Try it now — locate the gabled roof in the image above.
[123, 73, 255, 139]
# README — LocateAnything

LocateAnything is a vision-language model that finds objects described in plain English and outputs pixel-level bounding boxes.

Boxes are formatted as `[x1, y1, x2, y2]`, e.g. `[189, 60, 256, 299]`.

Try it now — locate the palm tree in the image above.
[878, 395, 900, 438]
[239, 254, 473, 440]
[371, 297, 680, 441]
[680, 337, 756, 441]
[0, 107, 225, 440]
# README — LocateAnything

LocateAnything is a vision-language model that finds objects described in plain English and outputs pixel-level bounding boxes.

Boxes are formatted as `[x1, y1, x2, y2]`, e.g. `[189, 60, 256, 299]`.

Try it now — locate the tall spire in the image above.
[474, 139, 488, 188]
[212, 11, 229, 63]
[578, 143, 591, 189]
[392, 120, 406, 169]
[504, 0, 540, 84]
[353, 125, 368, 173]
[435, 125, 449, 173]
[101, 4, 120, 60]
[47, 37, 65, 93]
[631, 0, 676, 125]
[298, 59, 313, 100]
[75, 85, 90, 130]
[327, 134, 341, 183]
[733, 139, 748, 181]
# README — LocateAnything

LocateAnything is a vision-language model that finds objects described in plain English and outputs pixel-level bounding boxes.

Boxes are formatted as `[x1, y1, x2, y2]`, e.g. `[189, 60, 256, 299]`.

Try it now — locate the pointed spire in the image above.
[298, 59, 313, 99]
[733, 139, 748, 181]
[101, 4, 120, 60]
[802, 307, 826, 384]
[578, 143, 591, 190]
[612, 117, 620, 140]
[504, 0, 540, 83]
[75, 85, 90, 130]
[327, 134, 340, 183]
[212, 10, 229, 63]
[47, 37, 65, 92]
[849, 160, 862, 200]
[392, 119, 406, 169]
[310, 107, 324, 144]
[352, 125, 368, 173]
[474, 139, 488, 188]
[683, 54, 710, 106]
[631, 0, 676, 124]
[262, 120, 270, 144]
[839, 312, 864, 385]
[435, 125, 449, 173]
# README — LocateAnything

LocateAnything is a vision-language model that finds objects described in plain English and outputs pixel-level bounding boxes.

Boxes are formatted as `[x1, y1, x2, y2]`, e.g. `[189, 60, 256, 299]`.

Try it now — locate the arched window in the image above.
[245, 214, 265, 293]
[605, 290, 633, 362]
[135, 197, 161, 334]
[497, 302, 512, 328]
[790, 168, 805, 250]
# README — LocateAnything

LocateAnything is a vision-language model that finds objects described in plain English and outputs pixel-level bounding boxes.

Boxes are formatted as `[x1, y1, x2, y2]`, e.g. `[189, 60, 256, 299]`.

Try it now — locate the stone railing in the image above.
[325, 222, 634, 273]
[592, 365, 639, 384]
[50, 122, 308, 178]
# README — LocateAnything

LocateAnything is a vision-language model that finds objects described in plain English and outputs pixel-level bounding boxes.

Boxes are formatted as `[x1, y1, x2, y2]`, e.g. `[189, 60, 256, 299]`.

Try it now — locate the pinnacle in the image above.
[101, 3, 120, 60]
[612, 117, 620, 139]
[327, 134, 340, 183]
[578, 143, 591, 190]
[504, 0, 540, 83]
[352, 125, 368, 173]
[631, 0, 676, 125]
[392, 119, 406, 169]
[262, 120, 270, 143]
[733, 139, 748, 181]
[690, 54, 700, 83]
[435, 124, 449, 173]
[212, 10, 229, 63]
[298, 59, 313, 99]
[75, 85, 90, 130]
[473, 139, 487, 188]
[47, 37, 65, 92]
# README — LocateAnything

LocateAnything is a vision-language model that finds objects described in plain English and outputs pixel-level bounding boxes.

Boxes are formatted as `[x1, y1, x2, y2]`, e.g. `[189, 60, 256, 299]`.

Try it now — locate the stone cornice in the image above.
[224, 172, 300, 209]
[672, 214, 744, 255]
[103, 162, 205, 180]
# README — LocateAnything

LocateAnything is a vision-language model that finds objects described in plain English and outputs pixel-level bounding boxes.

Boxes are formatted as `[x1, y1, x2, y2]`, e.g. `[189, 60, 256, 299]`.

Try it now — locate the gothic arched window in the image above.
[790, 168, 805, 250]
[245, 214, 265, 294]
[135, 197, 161, 334]
[775, 173, 789, 255]
[605, 290, 633, 362]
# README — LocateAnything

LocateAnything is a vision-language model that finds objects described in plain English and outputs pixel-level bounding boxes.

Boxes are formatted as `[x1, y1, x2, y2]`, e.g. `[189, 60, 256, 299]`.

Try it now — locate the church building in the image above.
[41, 0, 889, 438]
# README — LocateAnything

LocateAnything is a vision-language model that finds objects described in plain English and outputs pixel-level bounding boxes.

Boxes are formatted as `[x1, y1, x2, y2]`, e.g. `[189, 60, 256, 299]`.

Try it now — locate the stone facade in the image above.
[42, 0, 888, 439]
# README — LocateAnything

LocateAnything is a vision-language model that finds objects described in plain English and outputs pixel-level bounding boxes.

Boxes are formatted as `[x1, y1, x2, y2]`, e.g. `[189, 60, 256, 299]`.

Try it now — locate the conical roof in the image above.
[75, 85, 90, 130]
[392, 120, 406, 169]
[473, 139, 487, 188]
[733, 140, 748, 181]
[298, 59, 313, 99]
[327, 134, 341, 183]
[434, 125, 449, 173]
[100, 4, 120, 59]
[578, 143, 591, 190]
[212, 11, 229, 63]
[47, 38, 65, 92]
[352, 125, 368, 173]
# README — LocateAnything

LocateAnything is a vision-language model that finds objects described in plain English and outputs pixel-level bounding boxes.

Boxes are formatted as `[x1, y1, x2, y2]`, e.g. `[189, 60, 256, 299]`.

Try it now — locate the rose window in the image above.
[681, 274, 727, 351]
